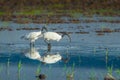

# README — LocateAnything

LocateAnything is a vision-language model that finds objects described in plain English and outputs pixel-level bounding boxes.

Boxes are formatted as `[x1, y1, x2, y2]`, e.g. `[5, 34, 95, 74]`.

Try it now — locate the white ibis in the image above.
[40, 31, 71, 52]
[21, 26, 47, 47]
[43, 32, 71, 43]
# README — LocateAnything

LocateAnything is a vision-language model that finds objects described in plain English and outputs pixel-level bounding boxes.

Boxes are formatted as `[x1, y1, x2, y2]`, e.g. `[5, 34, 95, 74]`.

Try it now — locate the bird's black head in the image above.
[41, 24, 48, 32]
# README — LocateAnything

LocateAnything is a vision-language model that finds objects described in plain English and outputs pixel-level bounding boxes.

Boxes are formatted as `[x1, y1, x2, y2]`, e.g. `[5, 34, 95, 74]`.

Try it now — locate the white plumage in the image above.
[43, 32, 62, 42]
[24, 46, 62, 64]
[21, 26, 47, 47]
[24, 47, 41, 60]
[22, 31, 41, 42]
[38, 53, 62, 64]
[40, 31, 71, 52]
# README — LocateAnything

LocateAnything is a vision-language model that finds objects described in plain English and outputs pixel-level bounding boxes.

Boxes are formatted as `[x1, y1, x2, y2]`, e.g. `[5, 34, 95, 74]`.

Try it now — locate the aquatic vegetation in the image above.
[89, 70, 98, 80]
[7, 58, 10, 80]
[14, 10, 43, 15]
[36, 65, 41, 80]
[7, 58, 10, 73]
[107, 66, 113, 75]
[66, 63, 75, 80]
[63, 64, 67, 72]
[18, 60, 22, 71]
[17, 60, 22, 80]
[115, 69, 120, 79]
[105, 48, 109, 67]
[36, 65, 41, 75]
[1, 22, 10, 28]
[63, 63, 75, 80]
[104, 73, 116, 80]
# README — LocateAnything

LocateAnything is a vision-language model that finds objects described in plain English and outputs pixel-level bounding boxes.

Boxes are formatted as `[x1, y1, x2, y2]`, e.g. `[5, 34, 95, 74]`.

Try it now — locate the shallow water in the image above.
[0, 17, 120, 80]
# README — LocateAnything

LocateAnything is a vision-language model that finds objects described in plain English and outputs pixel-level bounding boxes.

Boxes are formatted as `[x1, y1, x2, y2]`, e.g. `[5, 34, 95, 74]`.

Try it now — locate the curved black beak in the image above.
[62, 32, 71, 42]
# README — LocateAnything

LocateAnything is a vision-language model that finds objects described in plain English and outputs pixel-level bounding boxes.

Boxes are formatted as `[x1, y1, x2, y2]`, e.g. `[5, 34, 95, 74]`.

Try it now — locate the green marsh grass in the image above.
[7, 58, 10, 80]
[105, 48, 109, 67]
[17, 60, 22, 80]
[66, 63, 75, 80]
[13, 10, 43, 15]
[88, 69, 97, 80]
[36, 65, 41, 80]
[36, 65, 41, 75]
[0, 12, 5, 16]
[63, 64, 67, 74]
[116, 69, 120, 79]
[107, 65, 113, 75]
[1, 21, 10, 28]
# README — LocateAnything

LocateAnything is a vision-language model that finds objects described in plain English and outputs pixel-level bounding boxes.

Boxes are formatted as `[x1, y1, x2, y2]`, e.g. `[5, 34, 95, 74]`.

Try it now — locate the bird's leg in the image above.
[44, 39, 51, 52]
[30, 42, 32, 56]
[30, 42, 32, 49]
[62, 47, 70, 63]
[33, 41, 35, 47]
[47, 43, 51, 52]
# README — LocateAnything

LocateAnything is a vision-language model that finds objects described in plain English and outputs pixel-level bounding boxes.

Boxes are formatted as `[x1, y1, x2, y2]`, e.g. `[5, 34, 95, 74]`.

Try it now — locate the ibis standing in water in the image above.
[21, 26, 47, 47]
[41, 31, 71, 52]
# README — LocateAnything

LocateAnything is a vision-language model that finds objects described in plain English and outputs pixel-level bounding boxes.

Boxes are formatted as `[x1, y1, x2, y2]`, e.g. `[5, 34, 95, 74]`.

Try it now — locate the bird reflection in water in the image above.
[24, 46, 40, 60]
[62, 47, 70, 63]
[24, 46, 62, 64]
[39, 52, 62, 64]
[23, 45, 71, 80]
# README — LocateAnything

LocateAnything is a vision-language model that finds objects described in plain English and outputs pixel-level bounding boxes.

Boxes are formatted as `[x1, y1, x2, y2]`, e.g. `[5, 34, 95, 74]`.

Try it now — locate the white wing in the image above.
[43, 32, 61, 41]
[23, 31, 41, 42]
